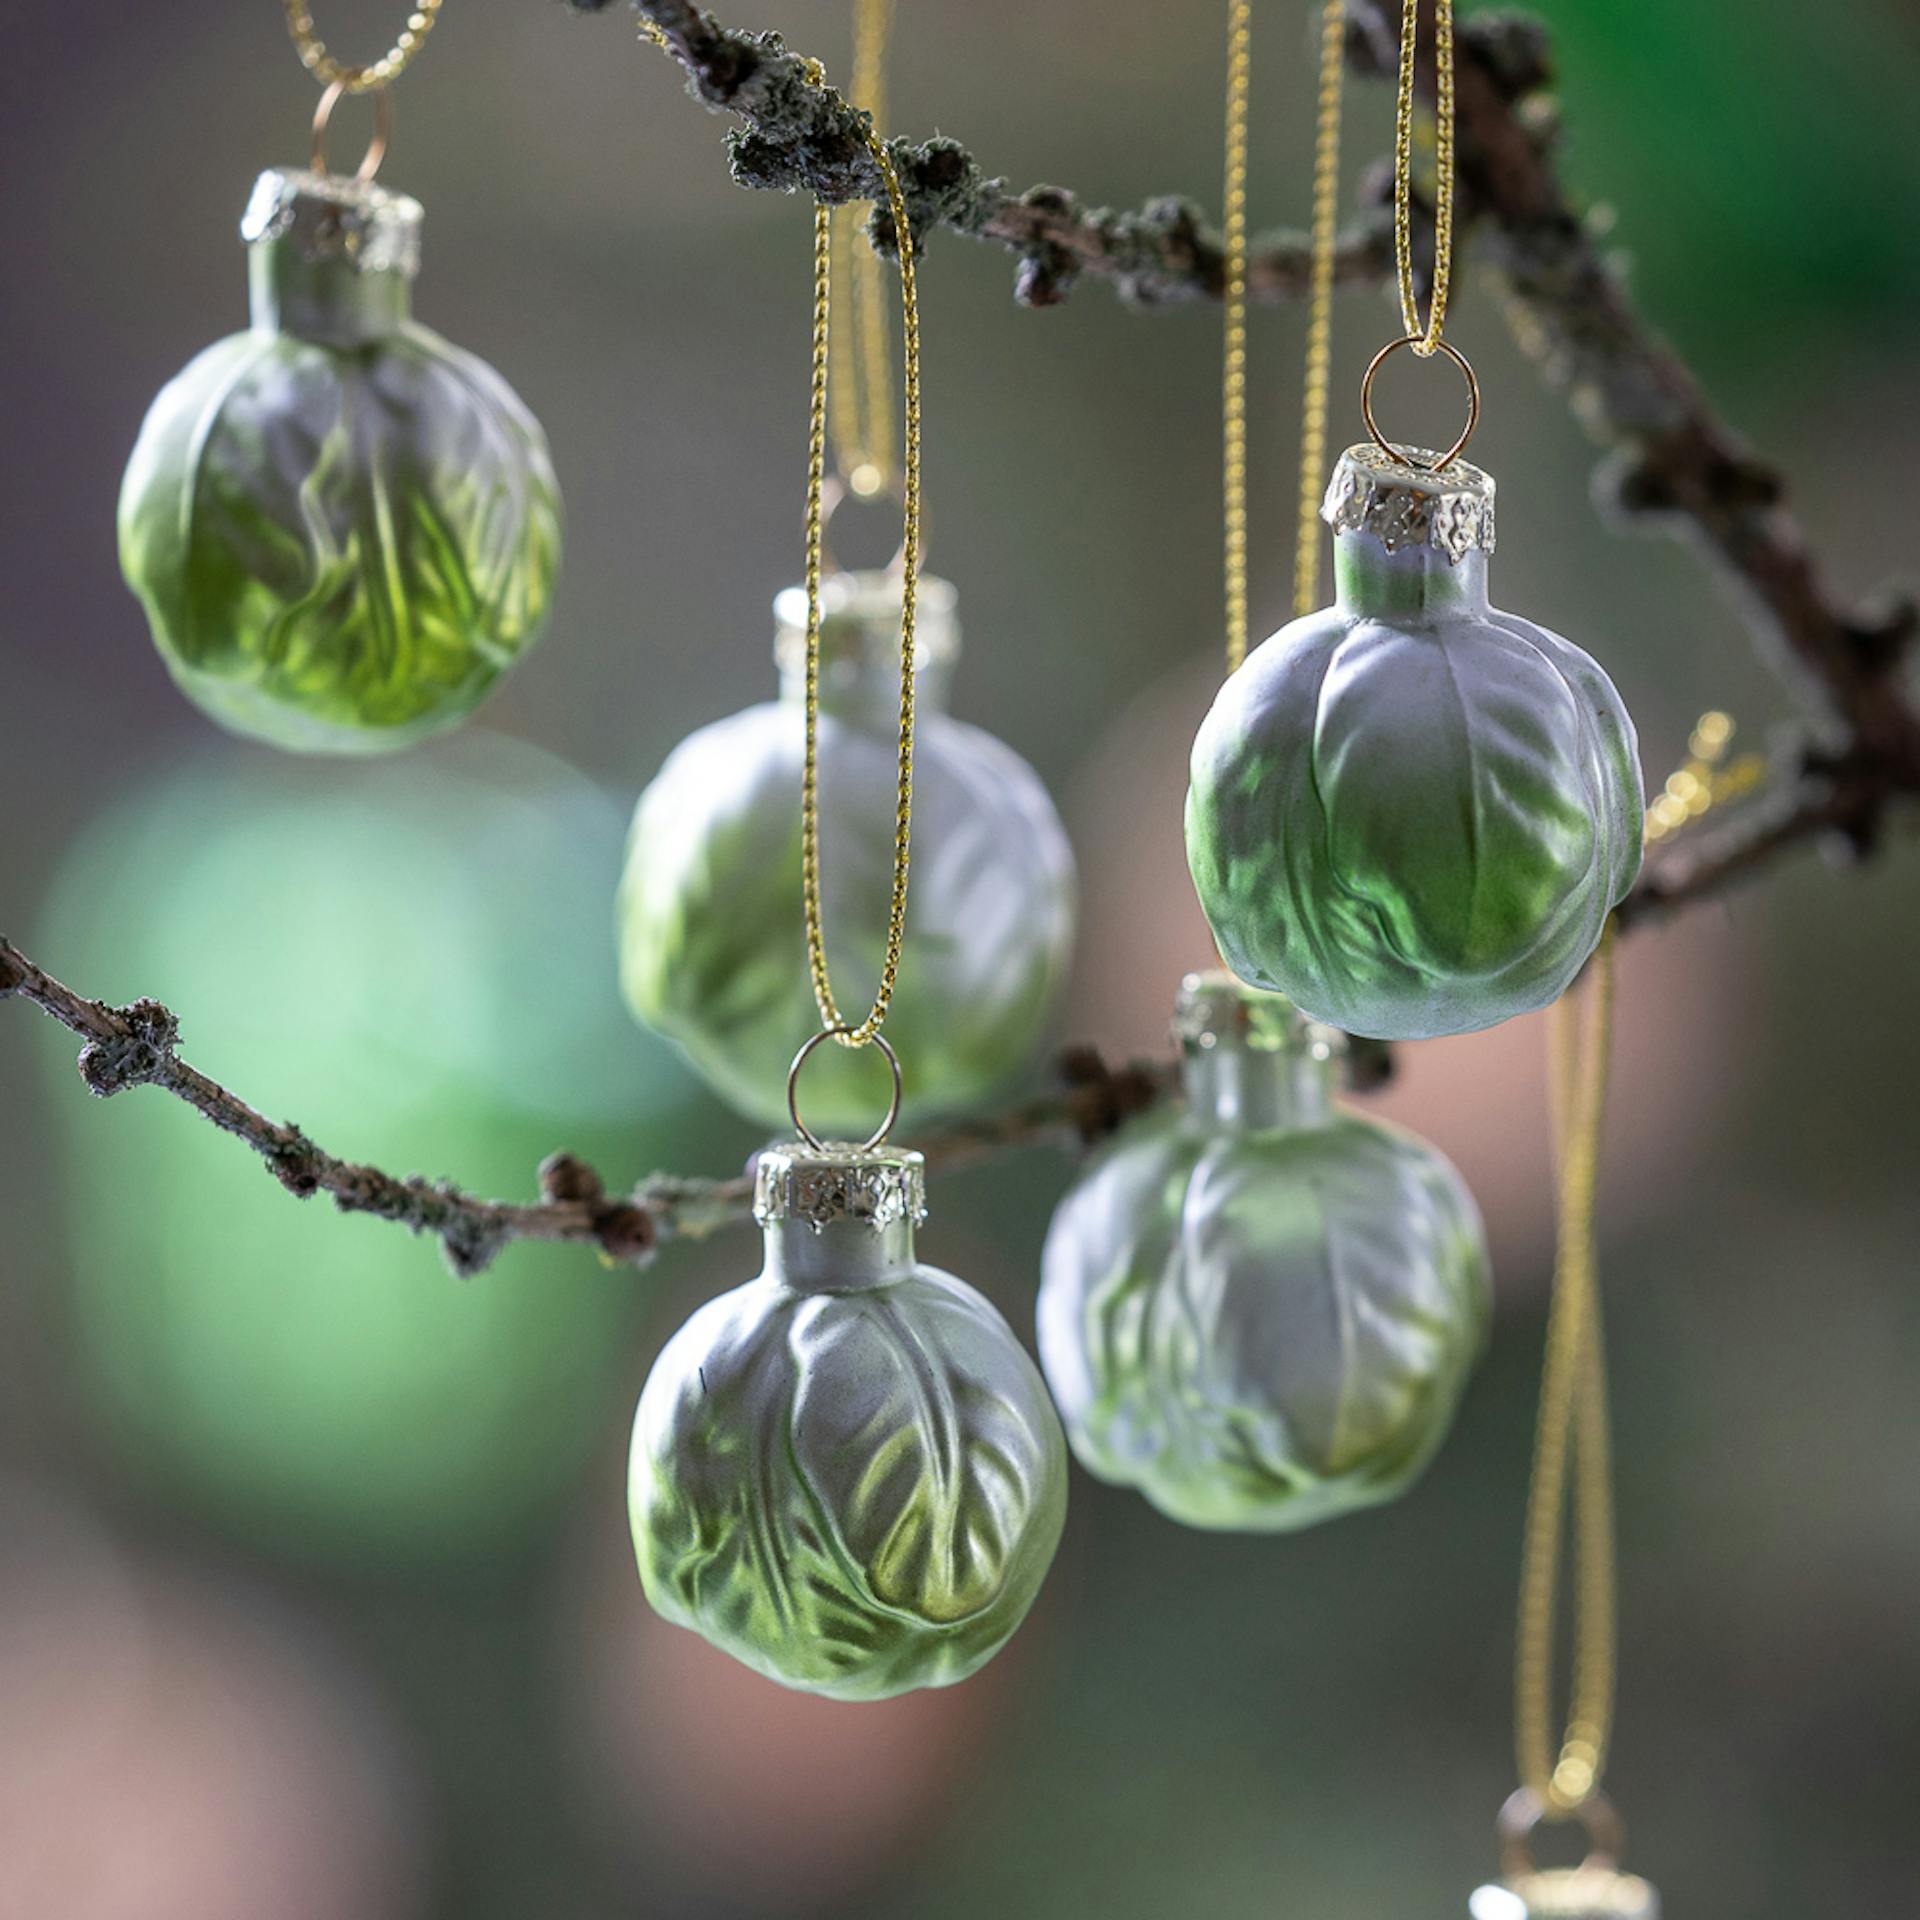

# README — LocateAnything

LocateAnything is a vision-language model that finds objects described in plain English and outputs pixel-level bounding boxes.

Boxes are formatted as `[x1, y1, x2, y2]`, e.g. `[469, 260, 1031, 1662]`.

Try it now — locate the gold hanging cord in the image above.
[1515, 921, 1620, 1818]
[1220, 0, 1253, 672]
[1392, 0, 1455, 353]
[1366, 0, 1477, 471]
[831, 0, 900, 498]
[283, 0, 445, 92]
[1292, 0, 1349, 619]
[799, 61, 923, 1052]
[1221, 0, 1349, 669]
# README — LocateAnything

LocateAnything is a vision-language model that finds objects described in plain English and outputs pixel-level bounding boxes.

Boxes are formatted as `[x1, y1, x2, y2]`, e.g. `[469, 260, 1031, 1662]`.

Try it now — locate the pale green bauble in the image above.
[1187, 445, 1641, 1041]
[617, 570, 1076, 1136]
[1038, 972, 1489, 1531]
[631, 1143, 1068, 1699]
[36, 735, 720, 1563]
[119, 168, 559, 754]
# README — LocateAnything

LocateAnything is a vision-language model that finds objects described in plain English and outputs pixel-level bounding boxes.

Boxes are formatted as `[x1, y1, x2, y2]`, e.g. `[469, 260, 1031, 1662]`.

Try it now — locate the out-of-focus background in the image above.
[2, 0, 1917, 1914]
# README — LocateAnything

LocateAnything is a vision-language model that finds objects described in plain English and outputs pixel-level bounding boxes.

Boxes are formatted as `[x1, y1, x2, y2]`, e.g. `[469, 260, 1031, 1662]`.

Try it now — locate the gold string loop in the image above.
[830, 0, 899, 496]
[1392, 0, 1456, 355]
[1220, 0, 1253, 672]
[798, 62, 923, 1053]
[1516, 921, 1620, 1817]
[283, 0, 445, 93]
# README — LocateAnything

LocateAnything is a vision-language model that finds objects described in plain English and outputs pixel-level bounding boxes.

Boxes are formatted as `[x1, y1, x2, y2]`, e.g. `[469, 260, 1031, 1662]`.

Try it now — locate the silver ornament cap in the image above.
[753, 1140, 928, 1234]
[1173, 968, 1345, 1061]
[1468, 1867, 1660, 1920]
[242, 167, 423, 344]
[1321, 440, 1497, 564]
[773, 569, 961, 702]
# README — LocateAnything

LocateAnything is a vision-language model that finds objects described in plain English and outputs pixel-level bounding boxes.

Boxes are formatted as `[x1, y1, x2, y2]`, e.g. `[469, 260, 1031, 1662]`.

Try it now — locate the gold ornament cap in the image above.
[1322, 441, 1496, 564]
[753, 1141, 928, 1235]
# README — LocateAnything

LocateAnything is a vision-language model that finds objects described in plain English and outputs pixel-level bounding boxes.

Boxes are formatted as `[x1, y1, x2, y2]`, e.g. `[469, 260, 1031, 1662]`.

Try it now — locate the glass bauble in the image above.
[1187, 444, 1642, 1040]
[36, 735, 720, 1562]
[119, 168, 560, 753]
[1037, 971, 1489, 1530]
[617, 571, 1076, 1133]
[630, 1141, 1068, 1699]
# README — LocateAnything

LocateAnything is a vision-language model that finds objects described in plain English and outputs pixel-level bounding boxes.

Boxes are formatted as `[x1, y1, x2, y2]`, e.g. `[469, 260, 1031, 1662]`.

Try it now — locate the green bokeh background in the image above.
[0, 0, 1916, 1915]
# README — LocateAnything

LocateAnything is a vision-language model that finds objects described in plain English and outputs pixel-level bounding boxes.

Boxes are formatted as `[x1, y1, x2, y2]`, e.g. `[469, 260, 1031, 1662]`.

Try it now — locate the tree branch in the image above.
[590, 0, 1396, 306]
[0, 936, 1172, 1279]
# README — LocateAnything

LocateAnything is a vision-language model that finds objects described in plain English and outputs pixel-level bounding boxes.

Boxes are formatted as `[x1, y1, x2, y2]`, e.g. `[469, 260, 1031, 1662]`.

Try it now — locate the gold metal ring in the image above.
[311, 79, 393, 187]
[786, 1026, 903, 1154]
[1360, 333, 1481, 473]
[1496, 1787, 1625, 1880]
[819, 472, 925, 578]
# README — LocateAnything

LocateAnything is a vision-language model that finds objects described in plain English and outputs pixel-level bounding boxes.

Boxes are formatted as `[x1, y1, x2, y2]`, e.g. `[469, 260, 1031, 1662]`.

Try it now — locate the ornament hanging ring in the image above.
[819, 472, 926, 579]
[1360, 333, 1480, 473]
[1496, 1787, 1626, 1880]
[311, 79, 393, 187]
[787, 1026, 904, 1154]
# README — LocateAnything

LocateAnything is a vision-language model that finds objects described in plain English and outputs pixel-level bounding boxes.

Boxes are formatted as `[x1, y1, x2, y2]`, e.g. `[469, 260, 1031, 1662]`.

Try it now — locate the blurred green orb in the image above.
[37, 734, 720, 1562]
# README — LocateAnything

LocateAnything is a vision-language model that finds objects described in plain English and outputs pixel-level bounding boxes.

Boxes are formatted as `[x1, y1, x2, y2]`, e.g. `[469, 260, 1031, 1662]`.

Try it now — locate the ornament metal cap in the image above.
[773, 569, 961, 681]
[753, 1141, 929, 1234]
[1468, 1868, 1660, 1920]
[241, 167, 424, 280]
[1173, 970, 1346, 1064]
[1322, 441, 1496, 565]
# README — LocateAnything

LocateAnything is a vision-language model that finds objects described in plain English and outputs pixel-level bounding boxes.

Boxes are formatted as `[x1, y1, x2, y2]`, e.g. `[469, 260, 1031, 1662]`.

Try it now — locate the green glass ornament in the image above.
[617, 570, 1076, 1134]
[37, 735, 716, 1562]
[630, 1139, 1068, 1700]
[1037, 970, 1489, 1530]
[119, 167, 560, 753]
[1187, 445, 1642, 1040]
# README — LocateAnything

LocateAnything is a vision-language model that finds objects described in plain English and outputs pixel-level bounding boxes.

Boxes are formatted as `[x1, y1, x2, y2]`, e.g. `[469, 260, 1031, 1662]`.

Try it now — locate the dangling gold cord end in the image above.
[1291, 0, 1348, 619]
[1517, 919, 1620, 1817]
[1220, 0, 1252, 676]
[797, 61, 922, 1053]
[283, 0, 444, 93]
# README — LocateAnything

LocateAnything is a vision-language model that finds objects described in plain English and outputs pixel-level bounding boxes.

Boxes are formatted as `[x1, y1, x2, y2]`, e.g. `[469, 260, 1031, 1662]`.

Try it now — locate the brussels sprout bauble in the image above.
[617, 571, 1076, 1134]
[1187, 444, 1642, 1040]
[1037, 971, 1490, 1531]
[119, 167, 560, 753]
[630, 1140, 1068, 1699]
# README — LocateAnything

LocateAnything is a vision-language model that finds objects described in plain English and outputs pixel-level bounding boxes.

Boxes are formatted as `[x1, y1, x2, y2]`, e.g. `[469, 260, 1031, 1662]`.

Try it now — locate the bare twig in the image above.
[602, 0, 1397, 306]
[0, 936, 1170, 1278]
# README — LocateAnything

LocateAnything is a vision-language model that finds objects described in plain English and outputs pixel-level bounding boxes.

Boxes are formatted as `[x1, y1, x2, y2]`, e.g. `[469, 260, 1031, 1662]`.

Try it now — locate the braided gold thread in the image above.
[1221, 0, 1253, 673]
[1292, 0, 1347, 617]
[283, 0, 444, 92]
[1517, 923, 1619, 1815]
[829, 0, 898, 495]
[1392, 0, 1456, 354]
[799, 63, 922, 1049]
